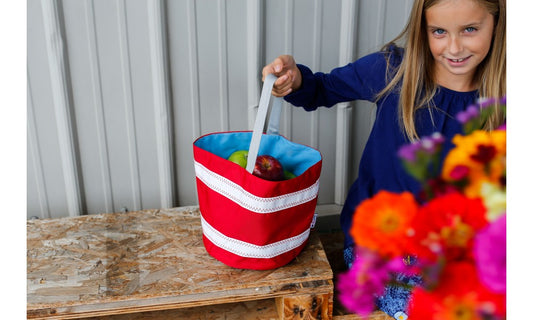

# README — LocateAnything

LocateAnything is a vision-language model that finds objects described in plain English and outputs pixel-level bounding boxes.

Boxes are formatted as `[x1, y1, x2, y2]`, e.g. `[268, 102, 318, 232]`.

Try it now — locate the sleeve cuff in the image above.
[284, 64, 318, 111]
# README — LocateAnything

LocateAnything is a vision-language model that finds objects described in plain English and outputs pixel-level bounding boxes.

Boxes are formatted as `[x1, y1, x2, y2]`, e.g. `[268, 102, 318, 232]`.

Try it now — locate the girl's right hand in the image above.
[262, 55, 302, 97]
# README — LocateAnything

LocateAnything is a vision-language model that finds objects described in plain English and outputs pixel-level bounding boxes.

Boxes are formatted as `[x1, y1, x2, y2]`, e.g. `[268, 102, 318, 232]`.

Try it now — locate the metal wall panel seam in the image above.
[339, 0, 358, 66]
[117, 0, 142, 211]
[375, 0, 386, 46]
[84, 0, 114, 213]
[40, 0, 83, 217]
[187, 0, 201, 138]
[246, 0, 261, 130]
[309, 0, 322, 149]
[283, 0, 295, 139]
[27, 77, 52, 219]
[334, 0, 358, 204]
[148, 0, 176, 208]
[217, 0, 230, 131]
[334, 104, 353, 205]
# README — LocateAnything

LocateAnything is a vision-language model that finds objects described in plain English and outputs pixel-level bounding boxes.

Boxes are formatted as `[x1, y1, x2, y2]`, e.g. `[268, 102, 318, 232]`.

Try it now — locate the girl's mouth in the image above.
[447, 56, 471, 66]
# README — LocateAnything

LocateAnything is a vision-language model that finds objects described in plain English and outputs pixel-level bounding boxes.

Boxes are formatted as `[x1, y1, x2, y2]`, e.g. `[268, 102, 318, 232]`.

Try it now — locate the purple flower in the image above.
[398, 133, 445, 163]
[456, 104, 480, 124]
[473, 214, 506, 293]
[420, 132, 445, 154]
[430, 131, 445, 144]
[478, 97, 497, 109]
[337, 248, 408, 316]
[397, 142, 420, 163]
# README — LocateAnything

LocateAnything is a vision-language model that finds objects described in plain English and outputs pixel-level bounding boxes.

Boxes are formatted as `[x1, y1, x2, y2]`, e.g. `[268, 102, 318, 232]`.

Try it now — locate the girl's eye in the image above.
[432, 29, 446, 36]
[465, 26, 477, 33]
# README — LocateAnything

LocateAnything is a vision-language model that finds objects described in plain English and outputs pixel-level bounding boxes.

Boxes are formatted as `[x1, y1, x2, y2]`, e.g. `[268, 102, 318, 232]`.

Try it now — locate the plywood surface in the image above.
[27, 206, 333, 319]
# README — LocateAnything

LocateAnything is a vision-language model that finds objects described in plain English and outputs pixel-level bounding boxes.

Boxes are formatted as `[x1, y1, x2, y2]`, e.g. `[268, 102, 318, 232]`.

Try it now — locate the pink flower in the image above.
[449, 165, 470, 180]
[473, 214, 506, 293]
[337, 247, 409, 316]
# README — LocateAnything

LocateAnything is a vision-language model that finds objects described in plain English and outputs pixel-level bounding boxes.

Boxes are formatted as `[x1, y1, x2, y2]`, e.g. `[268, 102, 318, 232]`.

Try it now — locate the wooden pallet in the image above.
[27, 206, 335, 319]
[66, 300, 393, 320]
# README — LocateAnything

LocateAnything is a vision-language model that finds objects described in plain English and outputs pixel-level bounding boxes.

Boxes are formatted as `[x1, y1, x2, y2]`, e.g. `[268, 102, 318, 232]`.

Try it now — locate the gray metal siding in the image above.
[27, 0, 413, 218]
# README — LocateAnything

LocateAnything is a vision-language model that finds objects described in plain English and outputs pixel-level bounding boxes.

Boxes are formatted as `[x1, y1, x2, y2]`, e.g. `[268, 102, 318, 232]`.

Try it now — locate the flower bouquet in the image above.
[338, 98, 506, 320]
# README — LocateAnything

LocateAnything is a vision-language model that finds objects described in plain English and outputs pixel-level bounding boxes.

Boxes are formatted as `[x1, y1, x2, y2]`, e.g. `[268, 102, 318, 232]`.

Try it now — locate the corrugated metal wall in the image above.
[27, 0, 413, 219]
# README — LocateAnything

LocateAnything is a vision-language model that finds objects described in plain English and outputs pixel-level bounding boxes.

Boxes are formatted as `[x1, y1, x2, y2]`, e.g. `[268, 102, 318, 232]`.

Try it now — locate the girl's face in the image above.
[425, 0, 495, 91]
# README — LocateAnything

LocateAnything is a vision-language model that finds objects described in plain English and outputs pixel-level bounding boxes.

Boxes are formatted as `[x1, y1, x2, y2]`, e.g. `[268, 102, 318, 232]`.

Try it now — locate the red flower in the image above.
[406, 193, 488, 262]
[470, 144, 496, 164]
[418, 177, 461, 203]
[408, 262, 505, 320]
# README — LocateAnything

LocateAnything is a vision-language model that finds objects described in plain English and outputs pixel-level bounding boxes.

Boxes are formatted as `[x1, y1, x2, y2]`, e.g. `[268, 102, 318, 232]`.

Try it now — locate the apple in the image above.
[253, 155, 284, 181]
[284, 170, 297, 180]
[228, 151, 287, 181]
[227, 150, 248, 168]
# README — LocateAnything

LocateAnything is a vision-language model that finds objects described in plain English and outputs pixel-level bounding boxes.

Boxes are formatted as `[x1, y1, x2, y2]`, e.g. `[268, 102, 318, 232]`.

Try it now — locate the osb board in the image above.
[27, 206, 333, 319]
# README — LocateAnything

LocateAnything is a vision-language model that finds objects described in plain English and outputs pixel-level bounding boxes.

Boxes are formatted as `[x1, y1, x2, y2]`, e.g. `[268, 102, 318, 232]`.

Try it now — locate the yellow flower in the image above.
[442, 130, 506, 198]
[480, 182, 506, 221]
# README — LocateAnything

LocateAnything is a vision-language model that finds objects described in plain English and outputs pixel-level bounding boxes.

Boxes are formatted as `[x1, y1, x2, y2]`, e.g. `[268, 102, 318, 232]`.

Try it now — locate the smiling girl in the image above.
[262, 0, 505, 318]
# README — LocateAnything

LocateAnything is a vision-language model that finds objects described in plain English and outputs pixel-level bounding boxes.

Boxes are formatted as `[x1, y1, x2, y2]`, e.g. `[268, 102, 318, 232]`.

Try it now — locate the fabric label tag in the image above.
[310, 213, 318, 229]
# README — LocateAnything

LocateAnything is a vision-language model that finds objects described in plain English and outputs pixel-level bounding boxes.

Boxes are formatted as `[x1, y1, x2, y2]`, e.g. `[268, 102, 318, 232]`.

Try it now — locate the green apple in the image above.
[227, 150, 248, 168]
[284, 170, 297, 180]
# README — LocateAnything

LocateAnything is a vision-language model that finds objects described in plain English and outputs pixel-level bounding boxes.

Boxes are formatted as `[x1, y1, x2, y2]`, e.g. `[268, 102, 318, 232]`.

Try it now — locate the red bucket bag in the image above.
[193, 74, 322, 270]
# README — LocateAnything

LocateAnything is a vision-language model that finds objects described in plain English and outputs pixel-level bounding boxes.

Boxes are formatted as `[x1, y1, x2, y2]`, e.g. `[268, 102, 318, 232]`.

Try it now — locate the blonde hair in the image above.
[377, 0, 506, 141]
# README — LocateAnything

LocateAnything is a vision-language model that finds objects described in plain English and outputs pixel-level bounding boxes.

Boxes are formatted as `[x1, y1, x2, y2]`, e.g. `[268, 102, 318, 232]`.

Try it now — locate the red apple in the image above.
[253, 155, 284, 181]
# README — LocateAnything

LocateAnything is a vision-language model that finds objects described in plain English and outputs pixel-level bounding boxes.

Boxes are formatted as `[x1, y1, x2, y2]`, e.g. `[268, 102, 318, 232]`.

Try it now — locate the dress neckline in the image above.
[437, 85, 478, 96]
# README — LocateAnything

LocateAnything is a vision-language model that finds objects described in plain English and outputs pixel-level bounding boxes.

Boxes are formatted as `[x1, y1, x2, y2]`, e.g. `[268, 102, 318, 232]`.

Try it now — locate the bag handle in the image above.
[246, 74, 283, 173]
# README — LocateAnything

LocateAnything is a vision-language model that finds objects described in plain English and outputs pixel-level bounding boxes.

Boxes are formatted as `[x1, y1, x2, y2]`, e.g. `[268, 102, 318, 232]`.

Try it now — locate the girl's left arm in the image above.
[284, 51, 389, 111]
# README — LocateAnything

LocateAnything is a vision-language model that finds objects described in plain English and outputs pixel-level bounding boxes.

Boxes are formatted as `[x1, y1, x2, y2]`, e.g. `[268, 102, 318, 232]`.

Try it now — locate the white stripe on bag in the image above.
[194, 161, 319, 213]
[201, 215, 310, 259]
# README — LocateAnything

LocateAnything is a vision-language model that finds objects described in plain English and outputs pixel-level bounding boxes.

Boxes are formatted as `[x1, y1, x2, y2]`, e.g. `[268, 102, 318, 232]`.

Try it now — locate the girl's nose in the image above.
[449, 36, 463, 55]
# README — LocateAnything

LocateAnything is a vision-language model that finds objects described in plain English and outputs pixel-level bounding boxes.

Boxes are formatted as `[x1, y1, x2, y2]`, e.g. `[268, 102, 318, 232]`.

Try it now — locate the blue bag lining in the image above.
[194, 132, 321, 176]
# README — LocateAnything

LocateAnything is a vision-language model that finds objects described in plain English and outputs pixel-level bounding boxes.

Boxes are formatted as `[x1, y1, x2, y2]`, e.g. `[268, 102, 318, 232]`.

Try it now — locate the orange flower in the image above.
[350, 191, 418, 258]
[442, 130, 506, 198]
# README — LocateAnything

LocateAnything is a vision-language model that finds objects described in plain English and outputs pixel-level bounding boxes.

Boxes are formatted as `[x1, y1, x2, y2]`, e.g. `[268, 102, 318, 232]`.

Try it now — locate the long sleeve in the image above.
[284, 49, 395, 110]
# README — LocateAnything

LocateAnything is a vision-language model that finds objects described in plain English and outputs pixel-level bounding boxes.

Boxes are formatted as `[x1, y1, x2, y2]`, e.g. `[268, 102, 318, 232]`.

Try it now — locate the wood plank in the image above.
[27, 206, 333, 319]
[276, 292, 332, 320]
[71, 300, 391, 320]
[75, 299, 280, 320]
[70, 299, 391, 320]
[333, 312, 394, 320]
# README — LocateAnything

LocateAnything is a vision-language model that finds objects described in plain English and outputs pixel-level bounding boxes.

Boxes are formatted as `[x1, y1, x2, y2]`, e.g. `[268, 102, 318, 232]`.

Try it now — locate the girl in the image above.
[262, 0, 505, 318]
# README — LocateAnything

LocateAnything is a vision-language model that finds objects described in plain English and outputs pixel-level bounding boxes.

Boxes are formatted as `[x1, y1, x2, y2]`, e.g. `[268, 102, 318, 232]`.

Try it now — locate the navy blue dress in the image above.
[284, 45, 478, 318]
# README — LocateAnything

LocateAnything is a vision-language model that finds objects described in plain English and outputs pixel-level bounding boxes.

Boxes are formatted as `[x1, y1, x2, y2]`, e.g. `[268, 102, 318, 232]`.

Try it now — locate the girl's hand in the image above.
[262, 55, 302, 97]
